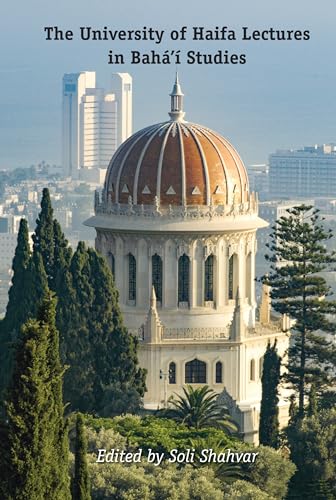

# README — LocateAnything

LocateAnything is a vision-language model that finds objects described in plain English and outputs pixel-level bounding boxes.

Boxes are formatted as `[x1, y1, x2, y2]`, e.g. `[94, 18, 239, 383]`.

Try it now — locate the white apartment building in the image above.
[62, 72, 132, 180]
[269, 144, 336, 199]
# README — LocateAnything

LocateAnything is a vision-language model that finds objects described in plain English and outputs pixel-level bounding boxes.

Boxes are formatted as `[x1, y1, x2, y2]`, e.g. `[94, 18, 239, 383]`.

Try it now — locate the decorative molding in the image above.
[94, 195, 259, 221]
[163, 326, 230, 341]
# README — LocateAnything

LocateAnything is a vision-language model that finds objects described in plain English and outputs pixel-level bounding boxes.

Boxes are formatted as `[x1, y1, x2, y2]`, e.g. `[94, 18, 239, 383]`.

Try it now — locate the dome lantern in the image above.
[169, 72, 185, 122]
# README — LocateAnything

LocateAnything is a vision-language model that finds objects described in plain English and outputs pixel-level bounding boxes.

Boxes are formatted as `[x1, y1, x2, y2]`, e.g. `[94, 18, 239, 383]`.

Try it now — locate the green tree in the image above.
[59, 242, 146, 414]
[286, 408, 336, 499]
[307, 382, 318, 417]
[263, 205, 336, 416]
[4, 293, 70, 499]
[0, 219, 31, 401]
[58, 242, 94, 411]
[259, 341, 281, 448]
[0, 226, 49, 407]
[32, 188, 55, 285]
[73, 413, 91, 500]
[53, 219, 72, 292]
[165, 385, 238, 432]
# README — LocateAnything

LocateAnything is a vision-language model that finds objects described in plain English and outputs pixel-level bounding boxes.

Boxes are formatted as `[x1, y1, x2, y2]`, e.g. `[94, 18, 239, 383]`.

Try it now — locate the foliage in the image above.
[84, 414, 237, 456]
[88, 461, 224, 500]
[189, 436, 248, 484]
[59, 242, 146, 414]
[263, 205, 336, 415]
[32, 187, 56, 286]
[223, 479, 275, 500]
[73, 413, 91, 500]
[4, 293, 70, 499]
[286, 408, 336, 499]
[0, 219, 31, 402]
[247, 445, 296, 499]
[0, 225, 48, 408]
[259, 341, 281, 448]
[85, 427, 128, 453]
[83, 414, 295, 498]
[163, 385, 238, 432]
[0, 188, 145, 418]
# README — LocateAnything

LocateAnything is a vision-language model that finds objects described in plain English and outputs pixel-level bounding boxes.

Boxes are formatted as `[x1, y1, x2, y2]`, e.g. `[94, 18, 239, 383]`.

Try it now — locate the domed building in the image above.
[85, 75, 289, 443]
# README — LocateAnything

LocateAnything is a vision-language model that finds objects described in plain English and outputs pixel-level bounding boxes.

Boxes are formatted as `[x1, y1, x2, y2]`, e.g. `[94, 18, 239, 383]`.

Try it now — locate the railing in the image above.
[94, 196, 258, 221]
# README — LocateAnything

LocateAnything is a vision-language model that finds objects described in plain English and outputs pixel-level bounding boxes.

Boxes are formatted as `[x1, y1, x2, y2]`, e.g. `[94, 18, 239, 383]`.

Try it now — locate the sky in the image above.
[0, 0, 335, 169]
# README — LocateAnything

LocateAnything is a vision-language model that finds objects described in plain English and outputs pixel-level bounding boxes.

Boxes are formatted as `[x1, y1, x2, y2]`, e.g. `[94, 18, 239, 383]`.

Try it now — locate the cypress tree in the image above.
[2, 218, 31, 331]
[32, 188, 55, 286]
[0, 219, 31, 401]
[32, 189, 71, 290]
[5, 293, 70, 499]
[59, 242, 95, 411]
[263, 205, 336, 417]
[0, 223, 49, 406]
[259, 341, 281, 448]
[37, 293, 71, 499]
[87, 247, 146, 414]
[53, 219, 72, 292]
[60, 242, 146, 414]
[73, 413, 90, 500]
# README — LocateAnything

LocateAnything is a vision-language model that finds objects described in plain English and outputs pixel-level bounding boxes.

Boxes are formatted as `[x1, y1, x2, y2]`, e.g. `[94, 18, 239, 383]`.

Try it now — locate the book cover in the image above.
[1, 1, 335, 499]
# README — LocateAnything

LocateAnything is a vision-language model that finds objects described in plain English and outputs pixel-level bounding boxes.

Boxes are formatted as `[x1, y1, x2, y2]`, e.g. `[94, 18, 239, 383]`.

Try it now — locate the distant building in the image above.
[247, 164, 269, 200]
[269, 144, 336, 199]
[62, 71, 96, 179]
[62, 72, 132, 180]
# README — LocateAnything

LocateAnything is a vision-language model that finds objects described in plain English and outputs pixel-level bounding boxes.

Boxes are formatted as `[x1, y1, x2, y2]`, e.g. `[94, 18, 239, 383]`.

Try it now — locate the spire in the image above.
[229, 287, 246, 341]
[169, 72, 185, 122]
[150, 285, 157, 309]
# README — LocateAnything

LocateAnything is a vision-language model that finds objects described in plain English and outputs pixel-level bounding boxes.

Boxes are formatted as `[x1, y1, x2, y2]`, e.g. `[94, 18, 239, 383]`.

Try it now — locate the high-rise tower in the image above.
[62, 72, 96, 178]
[62, 72, 132, 180]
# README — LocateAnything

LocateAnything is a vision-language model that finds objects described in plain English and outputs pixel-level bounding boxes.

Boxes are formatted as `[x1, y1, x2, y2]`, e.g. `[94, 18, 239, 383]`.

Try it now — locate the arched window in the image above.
[204, 255, 214, 301]
[169, 362, 176, 384]
[228, 254, 237, 300]
[128, 253, 136, 302]
[108, 252, 115, 278]
[215, 361, 223, 383]
[178, 254, 190, 304]
[152, 254, 163, 303]
[259, 357, 264, 380]
[229, 255, 234, 299]
[250, 359, 256, 381]
[185, 359, 206, 384]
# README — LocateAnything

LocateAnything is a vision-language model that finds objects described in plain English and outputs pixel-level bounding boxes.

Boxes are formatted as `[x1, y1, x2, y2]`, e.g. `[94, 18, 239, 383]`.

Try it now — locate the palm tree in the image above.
[190, 437, 248, 483]
[164, 385, 238, 433]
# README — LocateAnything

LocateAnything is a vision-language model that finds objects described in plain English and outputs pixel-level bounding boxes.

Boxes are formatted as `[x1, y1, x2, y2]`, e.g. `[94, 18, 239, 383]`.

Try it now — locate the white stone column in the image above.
[216, 239, 225, 307]
[251, 234, 257, 307]
[238, 236, 245, 299]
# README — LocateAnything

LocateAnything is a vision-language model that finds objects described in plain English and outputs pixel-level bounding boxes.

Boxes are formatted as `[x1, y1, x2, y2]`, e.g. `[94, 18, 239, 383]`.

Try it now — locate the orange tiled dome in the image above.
[104, 76, 249, 207]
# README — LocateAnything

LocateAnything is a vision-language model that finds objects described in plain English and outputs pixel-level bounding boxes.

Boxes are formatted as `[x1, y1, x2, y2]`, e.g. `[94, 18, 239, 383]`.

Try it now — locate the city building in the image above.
[247, 164, 269, 200]
[269, 144, 336, 199]
[62, 72, 132, 181]
[62, 71, 96, 178]
[85, 76, 290, 443]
